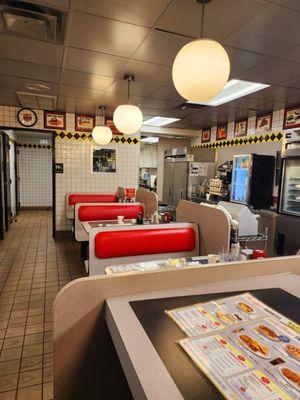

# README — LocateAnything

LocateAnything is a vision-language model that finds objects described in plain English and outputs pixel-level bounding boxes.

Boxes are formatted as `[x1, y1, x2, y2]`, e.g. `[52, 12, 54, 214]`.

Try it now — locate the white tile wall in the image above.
[0, 106, 140, 231]
[18, 136, 52, 208]
[55, 139, 140, 230]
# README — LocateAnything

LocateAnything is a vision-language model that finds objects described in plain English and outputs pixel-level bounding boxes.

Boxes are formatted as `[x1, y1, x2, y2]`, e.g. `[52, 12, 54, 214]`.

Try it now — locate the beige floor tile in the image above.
[0, 347, 23, 362]
[2, 336, 24, 349]
[0, 374, 18, 392]
[0, 360, 20, 377]
[16, 384, 42, 400]
[22, 343, 43, 358]
[18, 369, 42, 388]
[23, 333, 43, 346]
[20, 356, 43, 373]
[0, 390, 16, 399]
[43, 382, 53, 400]
[5, 326, 25, 339]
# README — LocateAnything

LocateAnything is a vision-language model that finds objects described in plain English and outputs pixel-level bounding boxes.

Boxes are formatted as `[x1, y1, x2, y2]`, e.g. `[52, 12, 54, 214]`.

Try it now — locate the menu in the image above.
[166, 293, 300, 400]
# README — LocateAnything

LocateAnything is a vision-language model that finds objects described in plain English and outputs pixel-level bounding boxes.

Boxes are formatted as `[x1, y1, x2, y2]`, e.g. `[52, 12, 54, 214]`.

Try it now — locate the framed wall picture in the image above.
[216, 124, 227, 141]
[44, 111, 66, 130]
[283, 106, 300, 129]
[256, 113, 272, 133]
[106, 118, 123, 135]
[75, 114, 95, 132]
[234, 119, 248, 138]
[92, 148, 116, 173]
[201, 128, 211, 143]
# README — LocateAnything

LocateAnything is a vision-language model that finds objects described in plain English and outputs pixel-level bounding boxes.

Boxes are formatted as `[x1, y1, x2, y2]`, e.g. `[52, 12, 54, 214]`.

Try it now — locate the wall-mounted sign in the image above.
[201, 128, 211, 143]
[55, 163, 64, 173]
[256, 113, 272, 133]
[44, 111, 66, 130]
[190, 163, 200, 176]
[216, 124, 227, 141]
[234, 119, 248, 138]
[106, 118, 123, 135]
[283, 106, 300, 129]
[75, 114, 95, 132]
[92, 148, 116, 173]
[17, 108, 37, 127]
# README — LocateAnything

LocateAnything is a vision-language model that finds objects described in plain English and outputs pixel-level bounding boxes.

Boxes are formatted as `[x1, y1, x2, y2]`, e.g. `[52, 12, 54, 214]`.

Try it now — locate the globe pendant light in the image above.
[92, 106, 112, 145]
[172, 0, 230, 103]
[113, 74, 143, 135]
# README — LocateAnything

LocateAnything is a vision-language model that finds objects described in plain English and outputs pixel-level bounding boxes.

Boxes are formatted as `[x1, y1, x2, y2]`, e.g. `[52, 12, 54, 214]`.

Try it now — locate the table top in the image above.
[105, 273, 300, 400]
[83, 220, 175, 233]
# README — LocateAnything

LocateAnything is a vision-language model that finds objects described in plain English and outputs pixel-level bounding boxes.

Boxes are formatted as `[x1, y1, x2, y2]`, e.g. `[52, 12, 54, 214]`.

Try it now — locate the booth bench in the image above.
[65, 193, 118, 219]
[88, 222, 199, 275]
[74, 202, 145, 242]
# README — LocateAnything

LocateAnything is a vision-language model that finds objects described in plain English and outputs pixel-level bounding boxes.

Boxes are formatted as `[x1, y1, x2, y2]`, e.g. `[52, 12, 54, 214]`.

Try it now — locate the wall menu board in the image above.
[166, 293, 300, 400]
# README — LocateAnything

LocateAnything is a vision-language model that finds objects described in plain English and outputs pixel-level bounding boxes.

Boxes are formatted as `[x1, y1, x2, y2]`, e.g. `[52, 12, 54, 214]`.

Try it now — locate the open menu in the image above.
[166, 293, 300, 400]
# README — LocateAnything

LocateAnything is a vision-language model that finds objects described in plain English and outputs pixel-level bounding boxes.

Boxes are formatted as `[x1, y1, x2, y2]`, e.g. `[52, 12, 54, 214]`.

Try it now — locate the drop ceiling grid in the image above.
[0, 0, 300, 128]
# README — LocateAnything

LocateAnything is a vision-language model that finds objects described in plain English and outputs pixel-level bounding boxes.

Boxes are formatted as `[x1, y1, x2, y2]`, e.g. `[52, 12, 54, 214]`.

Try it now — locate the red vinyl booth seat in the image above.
[68, 194, 117, 206]
[78, 204, 144, 222]
[94, 228, 196, 259]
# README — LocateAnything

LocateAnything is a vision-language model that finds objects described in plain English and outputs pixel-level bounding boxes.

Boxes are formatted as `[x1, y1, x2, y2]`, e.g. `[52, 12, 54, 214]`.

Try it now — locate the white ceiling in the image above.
[1, 0, 300, 130]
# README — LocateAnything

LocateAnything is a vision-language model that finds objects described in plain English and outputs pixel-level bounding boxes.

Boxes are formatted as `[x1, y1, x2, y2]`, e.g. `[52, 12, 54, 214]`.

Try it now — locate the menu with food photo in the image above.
[173, 293, 300, 400]
[284, 106, 300, 129]
[234, 119, 248, 138]
[166, 293, 270, 337]
[201, 128, 211, 143]
[75, 114, 95, 132]
[44, 111, 66, 130]
[256, 113, 272, 133]
[216, 124, 228, 141]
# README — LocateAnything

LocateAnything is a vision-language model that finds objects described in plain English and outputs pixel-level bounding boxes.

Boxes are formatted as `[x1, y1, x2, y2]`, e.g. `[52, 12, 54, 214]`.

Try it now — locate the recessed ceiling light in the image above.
[142, 116, 180, 126]
[141, 136, 159, 143]
[25, 83, 50, 91]
[187, 79, 270, 107]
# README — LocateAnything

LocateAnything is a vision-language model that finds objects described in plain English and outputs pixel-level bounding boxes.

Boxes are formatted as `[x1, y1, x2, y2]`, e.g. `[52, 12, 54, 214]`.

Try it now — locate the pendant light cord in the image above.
[127, 78, 130, 103]
[201, 0, 205, 38]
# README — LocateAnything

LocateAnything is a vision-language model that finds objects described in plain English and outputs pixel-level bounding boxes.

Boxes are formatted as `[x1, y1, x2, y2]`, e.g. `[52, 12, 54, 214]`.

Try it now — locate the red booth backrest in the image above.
[69, 194, 117, 206]
[95, 227, 196, 259]
[78, 204, 144, 222]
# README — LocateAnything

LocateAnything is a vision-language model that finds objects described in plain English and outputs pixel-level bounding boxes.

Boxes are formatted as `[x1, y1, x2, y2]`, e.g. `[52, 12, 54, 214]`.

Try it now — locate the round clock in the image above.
[17, 108, 37, 127]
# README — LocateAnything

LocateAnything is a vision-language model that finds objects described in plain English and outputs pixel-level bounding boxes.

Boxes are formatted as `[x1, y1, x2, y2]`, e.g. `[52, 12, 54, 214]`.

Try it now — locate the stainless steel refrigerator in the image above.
[162, 148, 215, 207]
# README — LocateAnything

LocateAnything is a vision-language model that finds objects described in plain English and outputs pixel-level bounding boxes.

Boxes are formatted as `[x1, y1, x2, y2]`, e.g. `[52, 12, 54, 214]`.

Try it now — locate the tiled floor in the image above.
[0, 210, 84, 400]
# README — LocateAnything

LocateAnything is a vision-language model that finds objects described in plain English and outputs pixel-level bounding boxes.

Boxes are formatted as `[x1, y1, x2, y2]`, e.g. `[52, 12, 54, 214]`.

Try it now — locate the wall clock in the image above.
[17, 108, 38, 127]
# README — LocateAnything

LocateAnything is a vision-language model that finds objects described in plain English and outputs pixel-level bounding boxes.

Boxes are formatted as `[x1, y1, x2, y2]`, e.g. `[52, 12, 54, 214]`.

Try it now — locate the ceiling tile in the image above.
[281, 76, 300, 89]
[247, 84, 300, 101]
[225, 46, 270, 78]
[59, 85, 103, 100]
[275, 0, 300, 12]
[72, 0, 170, 27]
[68, 11, 149, 57]
[280, 45, 300, 63]
[0, 87, 19, 106]
[149, 85, 184, 101]
[132, 30, 190, 66]
[155, 0, 269, 40]
[0, 34, 64, 67]
[64, 47, 128, 77]
[2, 59, 61, 83]
[8, 77, 59, 95]
[240, 58, 300, 85]
[122, 59, 172, 85]
[224, 5, 300, 57]
[99, 91, 143, 109]
[61, 70, 114, 90]
[107, 79, 160, 97]
[139, 97, 179, 109]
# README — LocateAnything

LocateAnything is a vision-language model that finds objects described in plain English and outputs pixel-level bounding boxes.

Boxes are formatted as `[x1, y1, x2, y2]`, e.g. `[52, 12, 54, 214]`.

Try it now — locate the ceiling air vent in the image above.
[17, 91, 57, 110]
[0, 0, 66, 43]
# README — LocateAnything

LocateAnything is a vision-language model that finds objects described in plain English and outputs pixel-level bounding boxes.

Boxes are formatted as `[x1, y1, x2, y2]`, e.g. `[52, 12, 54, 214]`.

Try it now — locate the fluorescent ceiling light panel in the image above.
[141, 136, 159, 143]
[142, 116, 180, 126]
[187, 79, 270, 107]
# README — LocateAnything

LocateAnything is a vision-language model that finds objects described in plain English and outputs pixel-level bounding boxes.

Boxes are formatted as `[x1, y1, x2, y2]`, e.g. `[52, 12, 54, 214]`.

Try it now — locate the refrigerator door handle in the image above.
[180, 188, 184, 199]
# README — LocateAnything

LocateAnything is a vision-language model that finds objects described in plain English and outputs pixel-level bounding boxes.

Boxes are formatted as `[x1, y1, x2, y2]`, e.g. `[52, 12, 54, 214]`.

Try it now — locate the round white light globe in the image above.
[92, 126, 112, 145]
[172, 39, 230, 102]
[113, 104, 143, 135]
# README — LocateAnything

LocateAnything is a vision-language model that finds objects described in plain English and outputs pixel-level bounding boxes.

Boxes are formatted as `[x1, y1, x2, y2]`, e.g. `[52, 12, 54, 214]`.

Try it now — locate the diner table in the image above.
[105, 272, 300, 400]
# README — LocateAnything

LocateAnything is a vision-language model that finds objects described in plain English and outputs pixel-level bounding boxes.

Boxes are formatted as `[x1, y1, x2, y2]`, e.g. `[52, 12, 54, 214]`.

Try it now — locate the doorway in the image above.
[0, 128, 56, 239]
